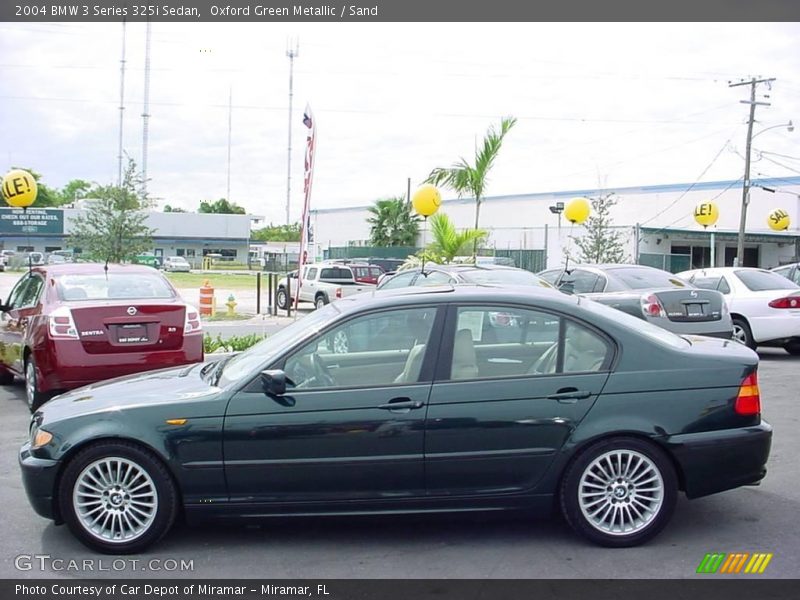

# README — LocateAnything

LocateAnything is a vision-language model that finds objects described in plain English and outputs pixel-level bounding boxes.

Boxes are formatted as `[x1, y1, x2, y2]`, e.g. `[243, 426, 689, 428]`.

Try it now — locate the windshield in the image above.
[462, 269, 553, 288]
[610, 267, 688, 290]
[55, 273, 176, 301]
[735, 269, 799, 292]
[577, 295, 690, 348]
[216, 303, 342, 387]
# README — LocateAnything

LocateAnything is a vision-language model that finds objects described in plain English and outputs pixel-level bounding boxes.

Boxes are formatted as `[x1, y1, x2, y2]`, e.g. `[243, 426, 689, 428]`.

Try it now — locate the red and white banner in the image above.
[294, 103, 316, 310]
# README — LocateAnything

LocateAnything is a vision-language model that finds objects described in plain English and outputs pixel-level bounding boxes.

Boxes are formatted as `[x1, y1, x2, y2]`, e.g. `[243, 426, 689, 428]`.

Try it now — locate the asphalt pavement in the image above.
[0, 349, 798, 579]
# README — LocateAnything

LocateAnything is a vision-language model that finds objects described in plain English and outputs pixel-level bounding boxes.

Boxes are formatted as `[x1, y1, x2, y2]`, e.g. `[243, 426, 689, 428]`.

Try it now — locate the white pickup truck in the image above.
[276, 263, 375, 310]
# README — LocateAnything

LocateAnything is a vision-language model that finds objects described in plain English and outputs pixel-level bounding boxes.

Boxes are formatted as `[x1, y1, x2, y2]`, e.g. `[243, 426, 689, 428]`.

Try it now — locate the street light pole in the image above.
[730, 77, 775, 266]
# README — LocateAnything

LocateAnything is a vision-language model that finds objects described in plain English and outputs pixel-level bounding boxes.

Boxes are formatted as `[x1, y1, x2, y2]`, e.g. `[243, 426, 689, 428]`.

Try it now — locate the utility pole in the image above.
[116, 19, 127, 186]
[141, 20, 153, 198]
[285, 38, 299, 226]
[730, 76, 775, 266]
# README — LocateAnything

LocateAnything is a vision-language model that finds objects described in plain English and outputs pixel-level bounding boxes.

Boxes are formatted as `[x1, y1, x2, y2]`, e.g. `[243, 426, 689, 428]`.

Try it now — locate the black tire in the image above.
[314, 294, 329, 310]
[732, 317, 756, 350]
[560, 436, 677, 547]
[784, 341, 800, 356]
[24, 355, 52, 413]
[58, 440, 178, 554]
[276, 287, 288, 310]
[0, 368, 14, 385]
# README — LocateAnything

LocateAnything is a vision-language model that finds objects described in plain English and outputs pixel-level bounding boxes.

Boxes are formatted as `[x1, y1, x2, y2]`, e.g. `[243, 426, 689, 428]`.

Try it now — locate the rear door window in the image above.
[735, 269, 799, 291]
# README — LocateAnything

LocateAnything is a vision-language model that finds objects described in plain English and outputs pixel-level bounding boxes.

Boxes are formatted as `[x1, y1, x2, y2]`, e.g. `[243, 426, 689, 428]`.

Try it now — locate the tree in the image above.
[199, 198, 246, 214]
[423, 212, 487, 264]
[163, 204, 187, 213]
[57, 179, 92, 205]
[251, 222, 302, 242]
[9, 167, 61, 207]
[67, 159, 155, 263]
[571, 193, 628, 264]
[425, 116, 517, 256]
[366, 196, 420, 246]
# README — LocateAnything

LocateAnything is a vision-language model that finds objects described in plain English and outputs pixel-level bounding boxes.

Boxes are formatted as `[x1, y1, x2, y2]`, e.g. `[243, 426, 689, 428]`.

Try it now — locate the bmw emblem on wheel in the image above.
[127, 306, 137, 316]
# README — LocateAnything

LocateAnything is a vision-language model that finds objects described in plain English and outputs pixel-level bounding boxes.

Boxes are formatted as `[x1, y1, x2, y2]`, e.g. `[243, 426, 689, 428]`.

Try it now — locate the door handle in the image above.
[547, 388, 592, 403]
[378, 397, 424, 411]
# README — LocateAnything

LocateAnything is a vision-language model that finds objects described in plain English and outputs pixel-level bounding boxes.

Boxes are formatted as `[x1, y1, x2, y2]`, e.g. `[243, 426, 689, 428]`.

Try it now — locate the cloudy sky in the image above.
[1, 22, 799, 224]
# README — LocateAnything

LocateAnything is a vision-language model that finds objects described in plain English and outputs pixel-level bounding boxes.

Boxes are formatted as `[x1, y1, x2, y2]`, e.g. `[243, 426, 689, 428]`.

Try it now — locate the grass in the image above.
[202, 312, 254, 321]
[166, 272, 262, 290]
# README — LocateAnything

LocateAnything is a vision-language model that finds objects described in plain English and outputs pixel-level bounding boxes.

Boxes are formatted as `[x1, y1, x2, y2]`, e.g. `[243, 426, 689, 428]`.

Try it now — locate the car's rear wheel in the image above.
[315, 294, 328, 310]
[58, 441, 178, 554]
[276, 287, 288, 310]
[25, 356, 51, 412]
[560, 437, 677, 547]
[732, 317, 756, 350]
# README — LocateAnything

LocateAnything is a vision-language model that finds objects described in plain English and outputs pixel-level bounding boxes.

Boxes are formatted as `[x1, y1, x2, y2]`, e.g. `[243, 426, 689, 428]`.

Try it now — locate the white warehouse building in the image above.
[311, 176, 800, 272]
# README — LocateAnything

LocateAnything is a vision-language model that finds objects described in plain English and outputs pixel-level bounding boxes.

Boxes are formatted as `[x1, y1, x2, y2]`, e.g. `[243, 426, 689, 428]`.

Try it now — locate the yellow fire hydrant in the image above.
[225, 294, 237, 317]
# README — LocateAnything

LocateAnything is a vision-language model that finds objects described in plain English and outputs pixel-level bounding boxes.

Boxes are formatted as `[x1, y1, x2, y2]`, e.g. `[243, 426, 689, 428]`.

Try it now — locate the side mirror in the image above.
[0, 303, 9, 312]
[260, 369, 287, 396]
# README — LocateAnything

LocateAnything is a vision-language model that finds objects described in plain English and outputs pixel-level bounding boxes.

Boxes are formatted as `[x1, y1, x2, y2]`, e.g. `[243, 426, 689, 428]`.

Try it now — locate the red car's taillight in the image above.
[184, 305, 202, 335]
[641, 294, 666, 318]
[48, 306, 79, 339]
[768, 296, 800, 309]
[735, 372, 761, 416]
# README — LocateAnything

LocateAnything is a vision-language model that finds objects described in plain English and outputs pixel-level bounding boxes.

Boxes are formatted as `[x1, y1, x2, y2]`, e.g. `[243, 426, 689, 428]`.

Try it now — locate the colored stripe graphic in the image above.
[744, 553, 773, 574]
[720, 553, 749, 573]
[697, 553, 726, 574]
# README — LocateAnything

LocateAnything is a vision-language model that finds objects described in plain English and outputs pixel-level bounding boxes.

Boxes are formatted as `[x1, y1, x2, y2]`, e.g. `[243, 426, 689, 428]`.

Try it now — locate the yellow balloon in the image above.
[412, 184, 441, 217]
[564, 197, 590, 224]
[693, 201, 719, 228]
[767, 208, 790, 231]
[1, 169, 38, 208]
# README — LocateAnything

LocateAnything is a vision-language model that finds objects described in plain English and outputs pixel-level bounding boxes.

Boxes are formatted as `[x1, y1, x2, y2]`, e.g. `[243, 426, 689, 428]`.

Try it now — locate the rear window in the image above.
[578, 296, 690, 348]
[462, 269, 553, 288]
[736, 269, 800, 291]
[320, 267, 354, 281]
[56, 273, 176, 301]
[610, 267, 688, 290]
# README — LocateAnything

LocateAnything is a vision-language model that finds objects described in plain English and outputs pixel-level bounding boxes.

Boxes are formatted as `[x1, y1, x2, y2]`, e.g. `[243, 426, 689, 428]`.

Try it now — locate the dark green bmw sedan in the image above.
[19, 285, 771, 554]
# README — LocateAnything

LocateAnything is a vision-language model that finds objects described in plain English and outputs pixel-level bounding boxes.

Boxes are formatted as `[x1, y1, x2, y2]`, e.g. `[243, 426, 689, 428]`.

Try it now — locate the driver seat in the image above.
[394, 344, 426, 383]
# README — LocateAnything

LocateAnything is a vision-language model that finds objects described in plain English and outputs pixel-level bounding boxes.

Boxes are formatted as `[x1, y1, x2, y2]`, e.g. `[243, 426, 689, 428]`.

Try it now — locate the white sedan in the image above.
[678, 267, 800, 354]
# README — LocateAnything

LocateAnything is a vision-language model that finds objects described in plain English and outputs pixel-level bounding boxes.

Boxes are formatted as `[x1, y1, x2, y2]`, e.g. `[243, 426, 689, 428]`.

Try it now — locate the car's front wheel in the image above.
[276, 287, 288, 310]
[784, 341, 800, 356]
[58, 441, 178, 554]
[560, 437, 677, 547]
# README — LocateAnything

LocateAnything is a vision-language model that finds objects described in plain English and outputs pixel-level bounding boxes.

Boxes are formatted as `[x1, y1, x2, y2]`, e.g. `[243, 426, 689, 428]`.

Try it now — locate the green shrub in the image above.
[203, 333, 265, 354]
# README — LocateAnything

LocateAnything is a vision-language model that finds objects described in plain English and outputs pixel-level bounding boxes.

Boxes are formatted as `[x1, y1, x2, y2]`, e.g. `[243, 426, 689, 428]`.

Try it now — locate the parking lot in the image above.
[0, 346, 797, 579]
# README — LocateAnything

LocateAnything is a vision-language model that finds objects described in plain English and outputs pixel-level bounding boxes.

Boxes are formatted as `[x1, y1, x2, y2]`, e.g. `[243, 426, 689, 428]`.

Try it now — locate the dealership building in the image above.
[310, 175, 800, 272]
[0, 206, 259, 266]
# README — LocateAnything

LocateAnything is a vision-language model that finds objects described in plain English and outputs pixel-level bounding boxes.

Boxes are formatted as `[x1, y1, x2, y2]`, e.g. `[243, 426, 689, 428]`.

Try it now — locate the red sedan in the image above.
[0, 263, 203, 411]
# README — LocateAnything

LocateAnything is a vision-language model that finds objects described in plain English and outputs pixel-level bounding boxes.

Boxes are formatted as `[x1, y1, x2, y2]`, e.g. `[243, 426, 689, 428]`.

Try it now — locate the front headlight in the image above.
[31, 429, 53, 449]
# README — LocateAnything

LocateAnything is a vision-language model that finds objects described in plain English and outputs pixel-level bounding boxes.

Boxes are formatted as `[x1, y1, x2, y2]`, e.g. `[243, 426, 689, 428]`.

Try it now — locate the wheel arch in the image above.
[50, 435, 184, 526]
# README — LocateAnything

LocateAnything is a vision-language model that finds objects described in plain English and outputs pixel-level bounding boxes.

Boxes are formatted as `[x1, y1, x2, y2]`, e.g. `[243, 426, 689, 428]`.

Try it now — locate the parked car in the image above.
[162, 256, 192, 273]
[132, 253, 161, 269]
[348, 263, 384, 285]
[0, 263, 204, 411]
[377, 263, 553, 291]
[19, 285, 771, 553]
[538, 264, 732, 339]
[46, 253, 66, 265]
[771, 262, 800, 286]
[0, 249, 15, 271]
[276, 263, 375, 310]
[678, 267, 800, 353]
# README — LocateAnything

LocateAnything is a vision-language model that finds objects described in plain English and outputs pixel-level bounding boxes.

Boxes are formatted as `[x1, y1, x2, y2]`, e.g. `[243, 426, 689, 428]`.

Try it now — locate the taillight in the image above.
[768, 296, 800, 309]
[641, 294, 666, 318]
[335, 288, 342, 299]
[48, 306, 79, 339]
[184, 305, 202, 335]
[735, 372, 761, 416]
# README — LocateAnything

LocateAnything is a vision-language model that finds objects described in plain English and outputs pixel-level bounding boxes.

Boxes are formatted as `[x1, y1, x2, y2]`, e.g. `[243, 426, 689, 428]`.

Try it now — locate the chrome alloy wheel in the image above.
[24, 361, 36, 410]
[72, 457, 158, 543]
[732, 323, 747, 345]
[577, 449, 664, 536]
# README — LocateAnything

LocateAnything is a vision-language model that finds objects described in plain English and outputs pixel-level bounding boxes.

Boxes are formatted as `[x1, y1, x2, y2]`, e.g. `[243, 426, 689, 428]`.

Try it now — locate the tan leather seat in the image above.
[451, 328, 479, 380]
[394, 344, 426, 383]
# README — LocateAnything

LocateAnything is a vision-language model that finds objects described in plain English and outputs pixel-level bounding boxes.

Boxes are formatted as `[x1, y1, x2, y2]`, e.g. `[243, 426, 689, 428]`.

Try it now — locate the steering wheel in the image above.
[310, 353, 336, 387]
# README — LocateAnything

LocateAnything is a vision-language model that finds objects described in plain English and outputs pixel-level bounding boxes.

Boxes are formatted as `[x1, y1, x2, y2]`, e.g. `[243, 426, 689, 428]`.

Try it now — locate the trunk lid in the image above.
[654, 288, 725, 323]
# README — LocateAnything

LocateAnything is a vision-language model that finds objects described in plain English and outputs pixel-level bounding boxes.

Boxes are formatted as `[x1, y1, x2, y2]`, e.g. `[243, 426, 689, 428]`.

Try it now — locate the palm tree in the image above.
[427, 213, 487, 263]
[425, 116, 517, 257]
[366, 197, 420, 246]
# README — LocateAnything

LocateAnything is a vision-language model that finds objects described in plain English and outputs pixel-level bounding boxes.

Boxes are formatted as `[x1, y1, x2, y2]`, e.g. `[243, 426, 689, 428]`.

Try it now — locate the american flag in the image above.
[294, 104, 316, 313]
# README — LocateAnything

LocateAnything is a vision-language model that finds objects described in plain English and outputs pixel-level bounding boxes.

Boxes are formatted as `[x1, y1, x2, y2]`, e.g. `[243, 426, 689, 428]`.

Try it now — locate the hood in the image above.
[38, 361, 222, 423]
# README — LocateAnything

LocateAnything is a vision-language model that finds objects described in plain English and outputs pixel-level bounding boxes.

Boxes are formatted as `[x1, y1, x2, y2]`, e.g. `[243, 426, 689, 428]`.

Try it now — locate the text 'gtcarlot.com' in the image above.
[14, 554, 194, 572]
